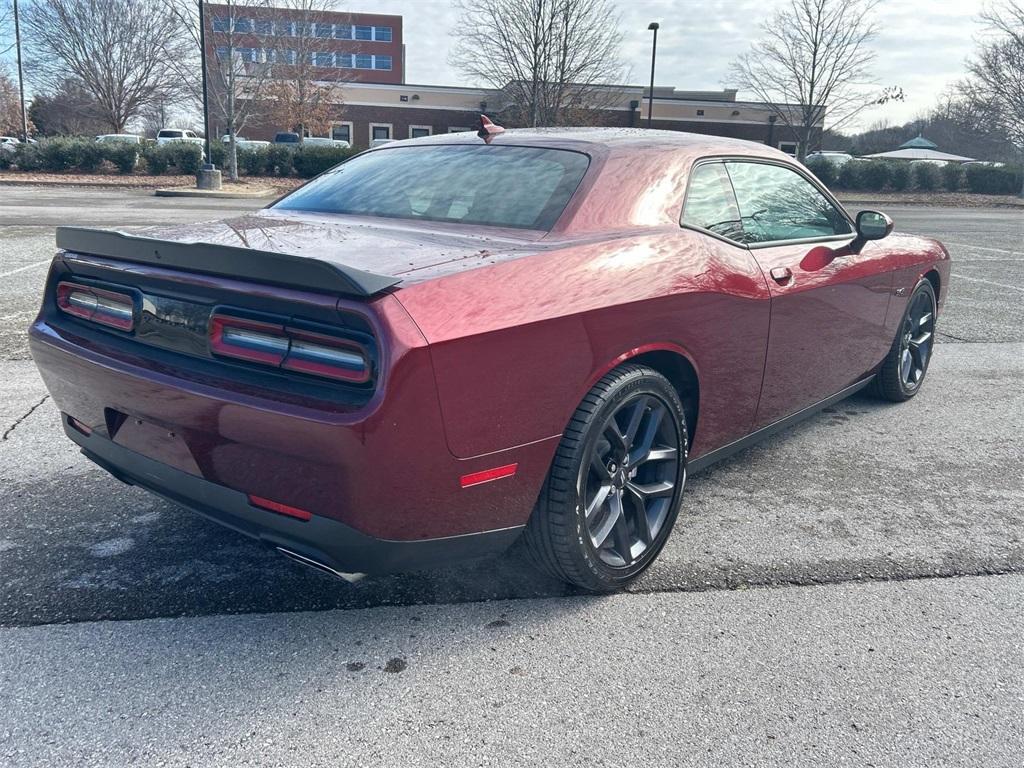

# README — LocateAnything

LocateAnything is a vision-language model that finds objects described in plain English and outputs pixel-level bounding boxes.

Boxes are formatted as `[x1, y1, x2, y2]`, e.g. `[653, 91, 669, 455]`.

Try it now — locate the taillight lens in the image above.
[56, 281, 136, 331]
[209, 312, 371, 384]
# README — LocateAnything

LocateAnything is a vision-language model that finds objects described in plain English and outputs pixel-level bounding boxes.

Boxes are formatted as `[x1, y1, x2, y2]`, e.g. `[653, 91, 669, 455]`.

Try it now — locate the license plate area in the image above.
[108, 409, 201, 477]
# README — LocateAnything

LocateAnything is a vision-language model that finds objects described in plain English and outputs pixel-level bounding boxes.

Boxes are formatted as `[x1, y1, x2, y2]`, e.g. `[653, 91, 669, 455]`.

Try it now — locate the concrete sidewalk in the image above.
[2, 574, 1022, 767]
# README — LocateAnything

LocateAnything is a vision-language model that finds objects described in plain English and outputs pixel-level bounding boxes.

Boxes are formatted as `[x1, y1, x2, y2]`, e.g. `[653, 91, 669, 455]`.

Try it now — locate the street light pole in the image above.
[646, 22, 659, 129]
[13, 0, 28, 143]
[198, 0, 214, 169]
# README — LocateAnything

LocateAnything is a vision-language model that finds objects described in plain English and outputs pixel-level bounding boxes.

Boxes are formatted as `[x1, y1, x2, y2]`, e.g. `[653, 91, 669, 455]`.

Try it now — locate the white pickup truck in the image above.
[156, 129, 204, 148]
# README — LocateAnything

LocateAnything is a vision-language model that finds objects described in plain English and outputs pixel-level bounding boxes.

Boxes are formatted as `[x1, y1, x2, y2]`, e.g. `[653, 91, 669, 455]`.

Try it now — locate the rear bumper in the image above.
[64, 413, 523, 575]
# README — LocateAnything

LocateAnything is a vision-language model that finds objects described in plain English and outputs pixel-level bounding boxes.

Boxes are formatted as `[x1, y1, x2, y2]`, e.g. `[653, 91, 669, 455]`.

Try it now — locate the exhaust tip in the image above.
[275, 546, 366, 583]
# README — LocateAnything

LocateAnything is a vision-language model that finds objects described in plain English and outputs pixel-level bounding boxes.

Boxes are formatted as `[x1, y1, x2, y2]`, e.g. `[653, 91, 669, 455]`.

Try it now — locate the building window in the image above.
[315, 22, 333, 38]
[234, 17, 253, 34]
[215, 46, 229, 60]
[335, 53, 353, 68]
[696, 109, 705, 116]
[374, 55, 392, 70]
[409, 126, 431, 139]
[332, 123, 353, 143]
[334, 24, 352, 39]
[355, 53, 372, 69]
[254, 19, 272, 35]
[237, 47, 256, 62]
[354, 25, 373, 40]
[375, 26, 393, 42]
[314, 51, 333, 66]
[212, 16, 230, 33]
[275, 20, 293, 36]
[448, 127, 472, 133]
[371, 124, 392, 141]
[778, 141, 799, 157]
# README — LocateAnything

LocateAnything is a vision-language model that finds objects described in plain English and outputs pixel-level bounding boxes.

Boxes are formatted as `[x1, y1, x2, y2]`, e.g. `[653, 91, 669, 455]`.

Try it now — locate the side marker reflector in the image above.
[248, 494, 313, 521]
[460, 463, 518, 488]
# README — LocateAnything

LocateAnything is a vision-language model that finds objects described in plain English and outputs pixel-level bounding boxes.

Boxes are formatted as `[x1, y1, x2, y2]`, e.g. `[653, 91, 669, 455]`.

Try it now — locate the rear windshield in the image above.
[273, 145, 590, 231]
[158, 130, 182, 138]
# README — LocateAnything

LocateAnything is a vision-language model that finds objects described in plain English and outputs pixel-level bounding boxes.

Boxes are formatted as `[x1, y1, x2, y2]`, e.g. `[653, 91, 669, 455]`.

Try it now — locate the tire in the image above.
[873, 278, 937, 402]
[523, 364, 688, 592]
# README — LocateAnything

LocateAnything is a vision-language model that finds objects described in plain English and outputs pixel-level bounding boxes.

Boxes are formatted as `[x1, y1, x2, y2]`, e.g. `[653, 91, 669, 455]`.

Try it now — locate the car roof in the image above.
[399, 126, 787, 160]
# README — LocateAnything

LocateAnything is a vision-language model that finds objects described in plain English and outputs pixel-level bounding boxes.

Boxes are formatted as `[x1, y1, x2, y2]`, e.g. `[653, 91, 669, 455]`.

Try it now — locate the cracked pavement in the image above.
[0, 188, 1022, 766]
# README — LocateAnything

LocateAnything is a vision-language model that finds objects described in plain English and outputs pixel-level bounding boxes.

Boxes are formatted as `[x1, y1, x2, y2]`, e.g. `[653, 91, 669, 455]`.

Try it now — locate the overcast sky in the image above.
[373, 0, 987, 131]
[1, 0, 988, 133]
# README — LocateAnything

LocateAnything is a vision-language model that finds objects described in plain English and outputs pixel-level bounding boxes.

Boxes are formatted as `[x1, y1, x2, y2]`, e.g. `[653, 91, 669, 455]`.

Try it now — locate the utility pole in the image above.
[646, 22, 659, 129]
[196, 0, 221, 189]
[13, 0, 28, 142]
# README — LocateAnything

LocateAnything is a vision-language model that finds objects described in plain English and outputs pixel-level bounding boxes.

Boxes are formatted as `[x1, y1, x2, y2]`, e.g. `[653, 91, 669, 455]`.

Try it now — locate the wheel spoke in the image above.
[627, 480, 674, 499]
[624, 485, 653, 545]
[585, 484, 612, 521]
[610, 494, 633, 560]
[630, 404, 665, 464]
[918, 312, 932, 328]
[590, 451, 611, 480]
[641, 446, 678, 465]
[590, 490, 623, 549]
[900, 348, 913, 383]
[621, 397, 648, 452]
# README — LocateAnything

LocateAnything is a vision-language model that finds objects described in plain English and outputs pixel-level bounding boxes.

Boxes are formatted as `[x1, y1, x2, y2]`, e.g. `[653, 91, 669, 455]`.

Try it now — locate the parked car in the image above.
[156, 128, 203, 147]
[0, 136, 21, 155]
[221, 135, 271, 151]
[96, 134, 142, 145]
[28, 129, 950, 591]
[303, 136, 351, 149]
[804, 151, 855, 166]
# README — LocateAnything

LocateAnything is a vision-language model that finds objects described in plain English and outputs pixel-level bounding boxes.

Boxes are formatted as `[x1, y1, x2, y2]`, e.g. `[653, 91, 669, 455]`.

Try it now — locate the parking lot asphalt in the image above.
[0, 187, 1022, 627]
[0, 187, 1021, 764]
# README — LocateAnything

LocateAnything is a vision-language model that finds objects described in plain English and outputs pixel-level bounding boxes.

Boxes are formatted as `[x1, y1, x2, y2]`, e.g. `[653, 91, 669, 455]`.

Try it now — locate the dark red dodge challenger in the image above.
[29, 127, 950, 591]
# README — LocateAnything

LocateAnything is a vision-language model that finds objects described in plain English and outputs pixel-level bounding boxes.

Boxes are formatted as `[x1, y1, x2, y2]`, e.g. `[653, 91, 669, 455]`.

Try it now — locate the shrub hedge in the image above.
[964, 164, 1022, 195]
[913, 162, 940, 191]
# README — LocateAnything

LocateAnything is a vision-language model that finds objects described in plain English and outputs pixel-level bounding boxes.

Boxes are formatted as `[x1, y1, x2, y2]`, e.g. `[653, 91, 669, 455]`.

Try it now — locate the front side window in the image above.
[724, 161, 852, 244]
[681, 163, 743, 242]
[274, 145, 590, 231]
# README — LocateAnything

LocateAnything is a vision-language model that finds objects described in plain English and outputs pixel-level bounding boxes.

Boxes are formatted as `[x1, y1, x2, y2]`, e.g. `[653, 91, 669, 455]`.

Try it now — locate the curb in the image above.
[154, 187, 279, 199]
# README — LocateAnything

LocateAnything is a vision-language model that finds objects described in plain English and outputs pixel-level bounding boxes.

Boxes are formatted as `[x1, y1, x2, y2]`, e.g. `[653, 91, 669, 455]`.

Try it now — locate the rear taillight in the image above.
[210, 312, 371, 384]
[56, 281, 135, 331]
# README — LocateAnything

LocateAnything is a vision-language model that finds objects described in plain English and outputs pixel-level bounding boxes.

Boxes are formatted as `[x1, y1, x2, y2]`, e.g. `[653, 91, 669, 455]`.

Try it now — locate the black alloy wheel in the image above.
[524, 364, 688, 592]
[874, 278, 937, 402]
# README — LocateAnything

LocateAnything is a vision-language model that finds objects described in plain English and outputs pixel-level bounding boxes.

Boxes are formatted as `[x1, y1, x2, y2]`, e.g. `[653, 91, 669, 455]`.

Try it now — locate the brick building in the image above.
[204, 6, 821, 154]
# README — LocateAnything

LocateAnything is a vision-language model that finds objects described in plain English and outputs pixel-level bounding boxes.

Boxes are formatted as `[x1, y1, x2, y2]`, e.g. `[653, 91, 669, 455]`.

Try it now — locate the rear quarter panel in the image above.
[395, 227, 771, 459]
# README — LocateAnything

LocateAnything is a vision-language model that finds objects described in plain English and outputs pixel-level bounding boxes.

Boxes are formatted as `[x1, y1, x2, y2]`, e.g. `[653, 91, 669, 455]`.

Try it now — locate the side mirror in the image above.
[851, 210, 893, 252]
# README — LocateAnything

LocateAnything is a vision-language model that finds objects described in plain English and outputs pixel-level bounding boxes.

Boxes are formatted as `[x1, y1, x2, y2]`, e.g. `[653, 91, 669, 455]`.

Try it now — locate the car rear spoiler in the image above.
[55, 226, 402, 298]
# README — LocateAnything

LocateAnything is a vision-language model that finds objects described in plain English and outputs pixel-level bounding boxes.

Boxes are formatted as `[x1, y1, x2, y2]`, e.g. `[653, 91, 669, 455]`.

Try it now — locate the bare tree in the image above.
[0, 1, 14, 57]
[164, 0, 281, 181]
[262, 0, 341, 139]
[450, 0, 625, 128]
[963, 1, 1024, 194]
[729, 0, 901, 160]
[0, 67, 30, 135]
[21, 0, 189, 133]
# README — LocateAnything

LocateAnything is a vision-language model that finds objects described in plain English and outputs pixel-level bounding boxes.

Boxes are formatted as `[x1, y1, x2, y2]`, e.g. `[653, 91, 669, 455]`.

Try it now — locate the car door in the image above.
[722, 160, 893, 427]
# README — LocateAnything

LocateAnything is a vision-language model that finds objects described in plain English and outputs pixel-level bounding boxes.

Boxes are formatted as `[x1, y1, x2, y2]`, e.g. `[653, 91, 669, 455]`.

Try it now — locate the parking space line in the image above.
[945, 242, 1023, 257]
[951, 273, 1024, 292]
[0, 260, 51, 279]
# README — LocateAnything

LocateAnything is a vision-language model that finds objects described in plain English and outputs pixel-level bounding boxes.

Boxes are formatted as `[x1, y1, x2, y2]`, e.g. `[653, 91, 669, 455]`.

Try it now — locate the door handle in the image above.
[770, 266, 793, 285]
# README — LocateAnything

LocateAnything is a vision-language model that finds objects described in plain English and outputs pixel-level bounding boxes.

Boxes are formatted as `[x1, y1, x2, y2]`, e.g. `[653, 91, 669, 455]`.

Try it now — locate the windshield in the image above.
[273, 144, 590, 231]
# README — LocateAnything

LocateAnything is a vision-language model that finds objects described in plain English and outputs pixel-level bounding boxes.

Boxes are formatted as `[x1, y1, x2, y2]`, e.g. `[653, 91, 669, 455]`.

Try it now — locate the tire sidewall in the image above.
[896, 279, 937, 398]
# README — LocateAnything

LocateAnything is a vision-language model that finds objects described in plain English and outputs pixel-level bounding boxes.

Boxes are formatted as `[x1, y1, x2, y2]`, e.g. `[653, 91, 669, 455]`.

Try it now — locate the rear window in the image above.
[158, 130, 182, 138]
[273, 145, 590, 231]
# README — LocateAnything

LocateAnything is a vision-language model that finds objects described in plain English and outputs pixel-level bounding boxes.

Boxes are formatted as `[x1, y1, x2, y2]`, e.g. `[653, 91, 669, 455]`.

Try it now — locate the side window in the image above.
[681, 162, 744, 242]
[724, 161, 852, 244]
